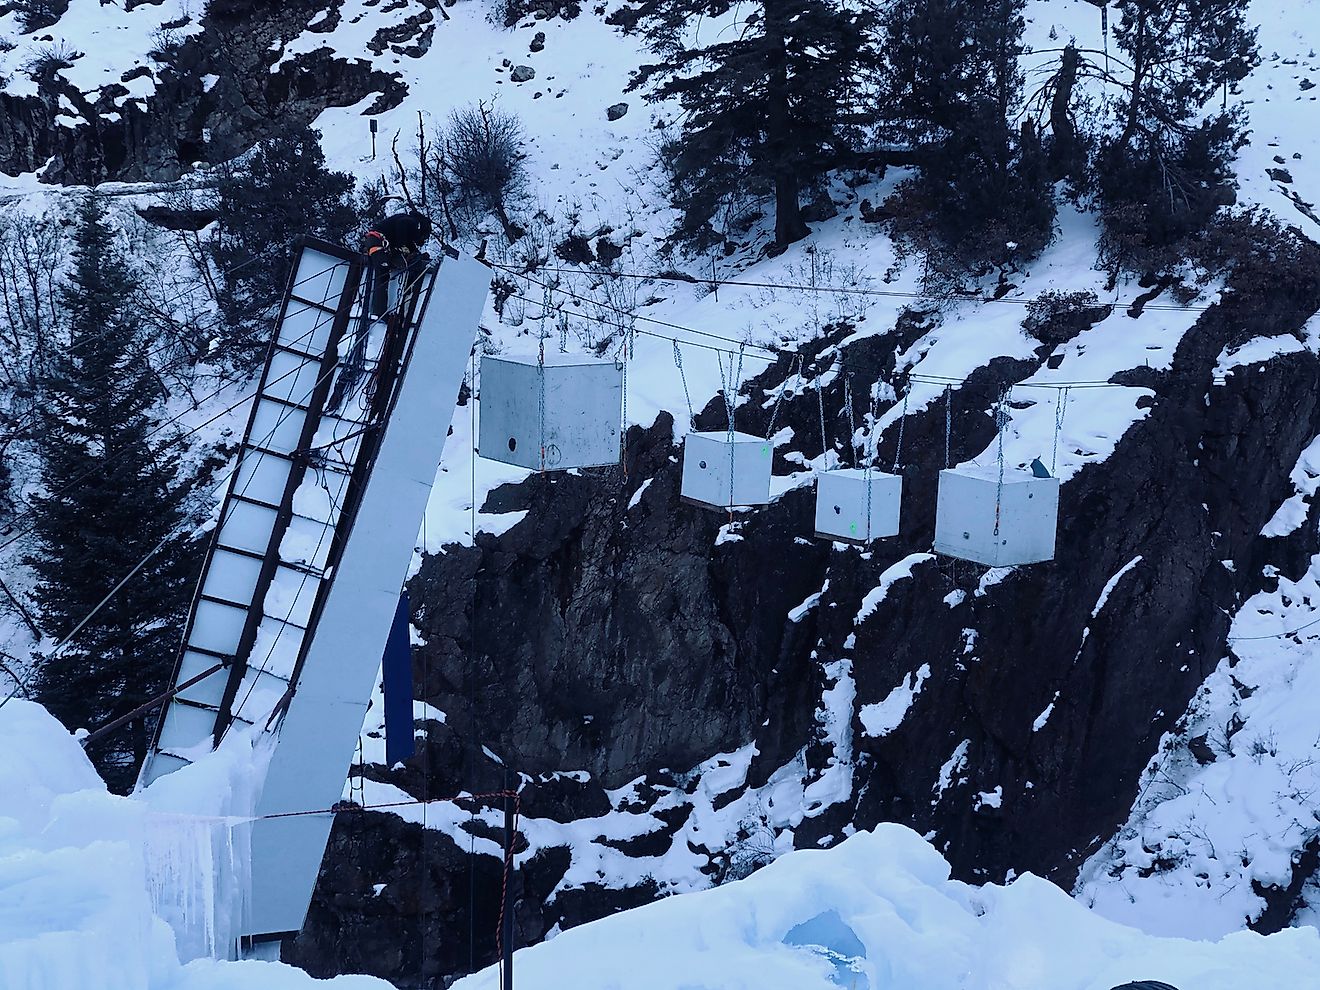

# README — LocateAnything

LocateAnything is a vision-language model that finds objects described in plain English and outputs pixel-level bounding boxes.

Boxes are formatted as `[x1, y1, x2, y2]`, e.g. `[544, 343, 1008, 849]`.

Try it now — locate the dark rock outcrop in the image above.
[0, 0, 406, 184]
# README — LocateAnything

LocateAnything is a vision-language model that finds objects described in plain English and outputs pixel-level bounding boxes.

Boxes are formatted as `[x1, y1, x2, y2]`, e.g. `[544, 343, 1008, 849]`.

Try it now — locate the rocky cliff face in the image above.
[0, 0, 407, 183]
[283, 249, 1320, 987]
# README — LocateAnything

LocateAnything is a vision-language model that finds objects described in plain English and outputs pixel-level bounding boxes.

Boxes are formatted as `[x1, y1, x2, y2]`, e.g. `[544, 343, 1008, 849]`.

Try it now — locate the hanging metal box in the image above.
[681, 430, 773, 509]
[934, 466, 1060, 566]
[814, 468, 902, 544]
[478, 353, 622, 470]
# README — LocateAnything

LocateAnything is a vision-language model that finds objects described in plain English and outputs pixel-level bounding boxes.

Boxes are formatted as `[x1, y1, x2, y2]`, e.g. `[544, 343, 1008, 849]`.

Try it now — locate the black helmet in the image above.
[412, 211, 432, 243]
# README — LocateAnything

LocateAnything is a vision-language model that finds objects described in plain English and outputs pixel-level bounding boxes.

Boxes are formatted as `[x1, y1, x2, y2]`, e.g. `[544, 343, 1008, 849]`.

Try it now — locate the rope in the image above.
[1052, 385, 1070, 476]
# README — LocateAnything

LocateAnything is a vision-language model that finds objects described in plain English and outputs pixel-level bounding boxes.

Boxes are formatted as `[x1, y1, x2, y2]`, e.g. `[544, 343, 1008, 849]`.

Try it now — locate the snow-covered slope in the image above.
[450, 819, 1320, 990]
[0, 698, 391, 989]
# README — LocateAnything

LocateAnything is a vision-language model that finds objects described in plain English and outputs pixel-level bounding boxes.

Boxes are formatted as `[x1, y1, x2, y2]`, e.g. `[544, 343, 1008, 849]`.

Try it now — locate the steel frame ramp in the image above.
[138, 237, 492, 950]
[142, 240, 364, 785]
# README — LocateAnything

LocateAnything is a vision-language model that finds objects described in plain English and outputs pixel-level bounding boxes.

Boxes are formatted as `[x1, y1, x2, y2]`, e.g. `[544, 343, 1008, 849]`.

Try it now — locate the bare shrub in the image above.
[428, 102, 527, 243]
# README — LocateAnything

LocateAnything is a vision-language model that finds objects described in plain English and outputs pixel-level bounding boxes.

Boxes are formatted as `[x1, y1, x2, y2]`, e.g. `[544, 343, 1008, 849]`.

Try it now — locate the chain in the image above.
[944, 386, 953, 469]
[891, 387, 909, 474]
[618, 335, 629, 478]
[993, 385, 1010, 536]
[816, 376, 830, 469]
[538, 336, 547, 472]
[672, 340, 696, 430]
[843, 375, 857, 465]
[1052, 385, 1070, 476]
[558, 309, 569, 353]
[766, 354, 802, 439]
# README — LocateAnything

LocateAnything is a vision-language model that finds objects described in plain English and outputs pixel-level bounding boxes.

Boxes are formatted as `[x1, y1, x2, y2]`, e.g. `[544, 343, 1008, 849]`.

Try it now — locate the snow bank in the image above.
[0, 700, 392, 990]
[452, 824, 1320, 990]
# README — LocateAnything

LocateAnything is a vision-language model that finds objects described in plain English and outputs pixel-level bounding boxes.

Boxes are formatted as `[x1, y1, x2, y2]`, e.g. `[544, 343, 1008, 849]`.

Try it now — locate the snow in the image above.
[858, 664, 931, 738]
[0, 699, 393, 988]
[853, 553, 933, 624]
[451, 824, 1320, 990]
[1261, 432, 1320, 538]
[1213, 334, 1307, 380]
[1091, 556, 1143, 618]
[1077, 551, 1320, 938]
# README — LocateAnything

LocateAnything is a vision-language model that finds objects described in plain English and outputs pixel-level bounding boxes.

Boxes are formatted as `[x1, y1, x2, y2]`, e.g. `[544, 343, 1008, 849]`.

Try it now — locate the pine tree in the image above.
[29, 195, 195, 792]
[617, 0, 884, 251]
[212, 125, 357, 368]
[881, 0, 1055, 277]
[1096, 0, 1259, 270]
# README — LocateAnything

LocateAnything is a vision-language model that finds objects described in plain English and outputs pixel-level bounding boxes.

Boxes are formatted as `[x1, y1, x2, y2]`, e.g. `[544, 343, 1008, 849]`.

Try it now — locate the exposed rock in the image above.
[0, 0, 407, 184]
[530, 31, 546, 52]
[606, 101, 628, 121]
[294, 246, 1320, 986]
[510, 65, 536, 83]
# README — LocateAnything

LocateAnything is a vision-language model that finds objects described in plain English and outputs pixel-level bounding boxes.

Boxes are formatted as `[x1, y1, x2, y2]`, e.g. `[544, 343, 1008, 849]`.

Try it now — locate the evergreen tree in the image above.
[617, 0, 884, 251]
[29, 195, 195, 792]
[881, 0, 1055, 278]
[211, 125, 357, 368]
[1096, 0, 1259, 270]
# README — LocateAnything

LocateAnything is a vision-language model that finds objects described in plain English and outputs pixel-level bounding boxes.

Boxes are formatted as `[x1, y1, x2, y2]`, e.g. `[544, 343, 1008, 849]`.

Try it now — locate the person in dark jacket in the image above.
[362, 210, 433, 317]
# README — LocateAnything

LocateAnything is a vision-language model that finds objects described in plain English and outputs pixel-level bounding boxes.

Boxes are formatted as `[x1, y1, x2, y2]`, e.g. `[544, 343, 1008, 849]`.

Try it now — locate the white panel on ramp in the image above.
[244, 255, 491, 938]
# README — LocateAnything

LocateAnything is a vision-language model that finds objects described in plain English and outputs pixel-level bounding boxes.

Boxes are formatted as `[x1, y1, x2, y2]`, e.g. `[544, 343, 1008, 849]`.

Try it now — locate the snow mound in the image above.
[454, 824, 1320, 990]
[0, 699, 391, 990]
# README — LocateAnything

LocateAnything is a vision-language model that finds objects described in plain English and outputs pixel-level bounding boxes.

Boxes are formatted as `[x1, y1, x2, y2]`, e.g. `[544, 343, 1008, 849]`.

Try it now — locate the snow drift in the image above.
[0, 698, 390, 989]
[454, 824, 1320, 990]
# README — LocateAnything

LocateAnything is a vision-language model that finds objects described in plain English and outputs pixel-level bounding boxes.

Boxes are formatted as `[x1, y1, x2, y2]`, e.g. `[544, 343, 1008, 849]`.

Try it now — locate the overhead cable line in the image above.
[490, 260, 1277, 317]
[507, 290, 1244, 390]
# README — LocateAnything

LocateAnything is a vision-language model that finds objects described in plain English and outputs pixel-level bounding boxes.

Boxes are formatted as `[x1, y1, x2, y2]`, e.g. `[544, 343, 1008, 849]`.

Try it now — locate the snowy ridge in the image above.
[1077, 551, 1320, 938]
[453, 822, 1320, 990]
[0, 699, 391, 988]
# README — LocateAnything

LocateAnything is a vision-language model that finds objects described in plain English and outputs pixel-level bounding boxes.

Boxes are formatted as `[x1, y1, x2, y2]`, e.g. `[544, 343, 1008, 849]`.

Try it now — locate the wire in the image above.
[1227, 614, 1320, 643]
[492, 260, 1296, 318]
[0, 260, 348, 532]
[0, 313, 345, 712]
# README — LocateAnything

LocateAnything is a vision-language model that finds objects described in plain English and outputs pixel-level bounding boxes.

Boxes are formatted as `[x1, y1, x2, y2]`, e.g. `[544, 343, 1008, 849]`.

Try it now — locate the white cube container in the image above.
[681, 431, 773, 509]
[478, 353, 622, 470]
[934, 465, 1060, 566]
[814, 468, 902, 544]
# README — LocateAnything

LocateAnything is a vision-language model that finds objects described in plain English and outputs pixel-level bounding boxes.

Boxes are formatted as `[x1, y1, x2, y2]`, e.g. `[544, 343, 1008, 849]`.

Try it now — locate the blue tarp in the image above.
[381, 590, 415, 765]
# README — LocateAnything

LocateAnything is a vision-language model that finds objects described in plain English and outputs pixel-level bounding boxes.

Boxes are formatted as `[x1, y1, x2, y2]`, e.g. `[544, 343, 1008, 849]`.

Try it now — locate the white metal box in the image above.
[814, 468, 902, 543]
[478, 353, 622, 470]
[934, 466, 1060, 566]
[681, 430, 773, 508]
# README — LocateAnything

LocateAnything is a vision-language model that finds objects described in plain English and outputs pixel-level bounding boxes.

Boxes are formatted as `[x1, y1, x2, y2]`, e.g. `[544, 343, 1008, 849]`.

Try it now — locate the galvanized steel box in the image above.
[681, 430, 773, 508]
[478, 353, 622, 470]
[814, 468, 902, 543]
[934, 466, 1060, 566]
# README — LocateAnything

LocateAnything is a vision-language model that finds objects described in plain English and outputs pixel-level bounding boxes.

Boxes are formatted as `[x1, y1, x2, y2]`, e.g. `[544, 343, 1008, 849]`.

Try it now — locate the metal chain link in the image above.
[766, 354, 802, 439]
[538, 336, 547, 473]
[618, 334, 629, 477]
[558, 309, 569, 353]
[816, 376, 829, 468]
[891, 388, 909, 475]
[944, 385, 953, 470]
[993, 385, 1011, 536]
[672, 340, 695, 429]
[1051, 385, 1070, 476]
[843, 375, 857, 465]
